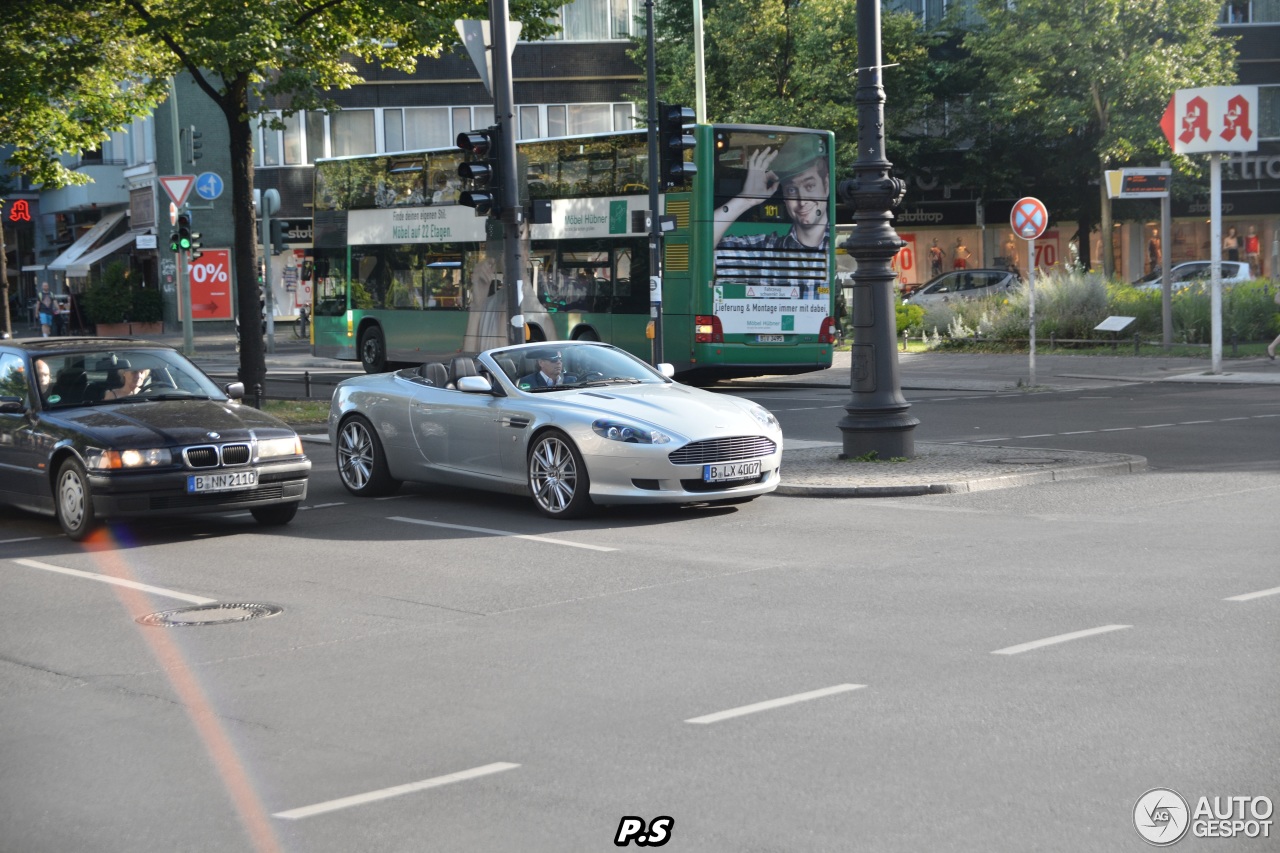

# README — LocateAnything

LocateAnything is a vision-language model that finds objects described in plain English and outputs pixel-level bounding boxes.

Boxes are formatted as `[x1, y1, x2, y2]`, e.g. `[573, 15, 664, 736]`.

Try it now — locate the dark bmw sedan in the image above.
[0, 338, 310, 540]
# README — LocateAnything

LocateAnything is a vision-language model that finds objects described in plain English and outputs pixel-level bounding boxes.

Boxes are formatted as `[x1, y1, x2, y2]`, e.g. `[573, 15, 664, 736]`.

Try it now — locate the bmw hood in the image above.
[49, 400, 296, 447]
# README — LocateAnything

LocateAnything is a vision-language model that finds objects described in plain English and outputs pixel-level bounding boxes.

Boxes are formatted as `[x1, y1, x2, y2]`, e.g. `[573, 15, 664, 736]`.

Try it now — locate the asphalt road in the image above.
[2, 377, 1277, 852]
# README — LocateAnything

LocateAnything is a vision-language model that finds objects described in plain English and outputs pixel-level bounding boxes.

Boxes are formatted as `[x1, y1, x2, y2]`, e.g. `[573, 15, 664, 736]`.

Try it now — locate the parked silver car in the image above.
[901, 269, 1020, 306]
[329, 341, 783, 518]
[1133, 261, 1252, 290]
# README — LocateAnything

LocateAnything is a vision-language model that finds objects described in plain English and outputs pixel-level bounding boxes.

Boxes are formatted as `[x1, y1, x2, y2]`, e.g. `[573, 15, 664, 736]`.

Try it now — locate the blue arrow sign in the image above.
[195, 172, 224, 201]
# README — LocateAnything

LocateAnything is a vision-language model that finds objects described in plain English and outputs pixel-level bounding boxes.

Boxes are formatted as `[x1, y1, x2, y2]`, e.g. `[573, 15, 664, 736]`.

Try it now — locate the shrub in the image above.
[80, 261, 133, 324]
[131, 287, 164, 323]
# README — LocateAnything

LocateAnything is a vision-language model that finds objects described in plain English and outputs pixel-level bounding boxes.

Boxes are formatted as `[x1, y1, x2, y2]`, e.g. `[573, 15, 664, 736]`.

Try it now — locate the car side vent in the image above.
[222, 444, 251, 465]
[184, 446, 219, 469]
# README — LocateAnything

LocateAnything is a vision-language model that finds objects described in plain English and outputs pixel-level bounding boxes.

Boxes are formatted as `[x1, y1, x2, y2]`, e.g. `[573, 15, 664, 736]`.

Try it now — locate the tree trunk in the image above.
[1098, 176, 1114, 279]
[0, 224, 10, 339]
[221, 76, 266, 398]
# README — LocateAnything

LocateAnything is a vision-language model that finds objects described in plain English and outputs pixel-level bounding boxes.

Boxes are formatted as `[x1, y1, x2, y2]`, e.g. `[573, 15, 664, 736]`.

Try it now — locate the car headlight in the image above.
[257, 436, 304, 459]
[747, 404, 780, 431]
[85, 447, 172, 470]
[592, 419, 671, 444]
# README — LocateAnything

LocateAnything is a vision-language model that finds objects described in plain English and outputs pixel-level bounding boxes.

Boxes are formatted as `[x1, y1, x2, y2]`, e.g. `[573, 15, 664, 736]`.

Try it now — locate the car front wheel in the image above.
[528, 429, 592, 519]
[336, 415, 401, 497]
[55, 457, 98, 541]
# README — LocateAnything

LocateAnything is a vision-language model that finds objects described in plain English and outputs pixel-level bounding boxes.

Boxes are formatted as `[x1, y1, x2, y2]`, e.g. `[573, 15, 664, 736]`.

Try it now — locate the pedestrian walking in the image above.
[37, 282, 55, 337]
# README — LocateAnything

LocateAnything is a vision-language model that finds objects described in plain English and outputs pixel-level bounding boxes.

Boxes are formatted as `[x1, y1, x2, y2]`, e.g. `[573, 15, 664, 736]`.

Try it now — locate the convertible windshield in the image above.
[492, 343, 667, 391]
[39, 348, 225, 409]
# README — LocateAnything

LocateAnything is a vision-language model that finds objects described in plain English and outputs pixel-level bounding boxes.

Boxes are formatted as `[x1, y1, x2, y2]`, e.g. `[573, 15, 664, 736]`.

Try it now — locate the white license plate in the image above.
[756, 334, 786, 343]
[187, 470, 258, 493]
[703, 459, 762, 483]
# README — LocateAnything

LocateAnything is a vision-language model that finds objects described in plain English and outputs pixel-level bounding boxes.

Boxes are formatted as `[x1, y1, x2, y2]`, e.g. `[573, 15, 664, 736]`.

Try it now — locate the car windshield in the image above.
[491, 343, 666, 391]
[38, 348, 224, 409]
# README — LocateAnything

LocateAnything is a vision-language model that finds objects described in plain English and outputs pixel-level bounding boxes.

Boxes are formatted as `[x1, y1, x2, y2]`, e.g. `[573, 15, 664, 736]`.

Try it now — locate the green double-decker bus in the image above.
[310, 123, 837, 382]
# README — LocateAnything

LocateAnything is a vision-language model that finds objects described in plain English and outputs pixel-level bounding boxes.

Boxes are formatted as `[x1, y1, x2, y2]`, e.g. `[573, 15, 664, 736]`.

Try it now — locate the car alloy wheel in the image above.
[528, 430, 592, 518]
[56, 457, 97, 541]
[336, 415, 399, 497]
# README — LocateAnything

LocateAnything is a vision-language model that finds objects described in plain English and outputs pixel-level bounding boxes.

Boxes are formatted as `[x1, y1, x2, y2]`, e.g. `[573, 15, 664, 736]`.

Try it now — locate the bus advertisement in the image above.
[309, 124, 837, 382]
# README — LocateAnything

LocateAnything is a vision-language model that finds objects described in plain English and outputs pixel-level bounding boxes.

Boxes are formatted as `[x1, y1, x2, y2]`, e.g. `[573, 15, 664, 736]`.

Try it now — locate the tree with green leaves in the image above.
[962, 0, 1237, 276]
[635, 0, 941, 186]
[0, 0, 557, 391]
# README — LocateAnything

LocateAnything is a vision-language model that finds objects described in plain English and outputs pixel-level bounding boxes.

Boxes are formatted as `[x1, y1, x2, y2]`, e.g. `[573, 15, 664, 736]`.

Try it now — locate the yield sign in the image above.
[159, 175, 195, 207]
[1011, 196, 1049, 240]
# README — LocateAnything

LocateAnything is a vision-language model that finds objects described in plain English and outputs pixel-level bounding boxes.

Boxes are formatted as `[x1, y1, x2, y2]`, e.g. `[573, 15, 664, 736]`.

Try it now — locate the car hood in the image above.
[47, 400, 295, 446]
[539, 383, 771, 438]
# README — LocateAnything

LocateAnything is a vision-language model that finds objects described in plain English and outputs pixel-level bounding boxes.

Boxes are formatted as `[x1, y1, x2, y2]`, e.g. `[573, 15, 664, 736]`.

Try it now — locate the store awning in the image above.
[64, 230, 147, 277]
[46, 211, 127, 272]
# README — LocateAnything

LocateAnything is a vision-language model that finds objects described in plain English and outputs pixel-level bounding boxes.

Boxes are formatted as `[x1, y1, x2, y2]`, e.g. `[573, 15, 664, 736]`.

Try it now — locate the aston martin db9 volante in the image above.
[0, 338, 310, 540]
[329, 341, 783, 518]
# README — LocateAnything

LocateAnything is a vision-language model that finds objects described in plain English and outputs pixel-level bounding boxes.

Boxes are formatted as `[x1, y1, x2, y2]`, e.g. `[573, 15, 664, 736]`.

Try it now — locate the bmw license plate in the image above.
[756, 334, 785, 343]
[704, 459, 762, 483]
[187, 470, 258, 493]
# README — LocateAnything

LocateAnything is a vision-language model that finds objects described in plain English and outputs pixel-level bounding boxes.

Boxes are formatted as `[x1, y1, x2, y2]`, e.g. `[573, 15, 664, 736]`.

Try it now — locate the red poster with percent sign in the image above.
[188, 249, 233, 320]
[892, 233, 919, 288]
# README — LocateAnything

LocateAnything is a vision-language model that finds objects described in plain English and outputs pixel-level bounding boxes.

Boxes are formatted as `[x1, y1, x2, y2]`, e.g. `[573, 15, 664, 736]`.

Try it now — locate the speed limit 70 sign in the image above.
[1011, 197, 1049, 240]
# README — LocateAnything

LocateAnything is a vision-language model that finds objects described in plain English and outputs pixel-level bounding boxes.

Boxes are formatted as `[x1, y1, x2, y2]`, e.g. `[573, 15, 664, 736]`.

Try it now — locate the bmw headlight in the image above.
[592, 419, 671, 444]
[747, 404, 780, 431]
[257, 436, 304, 459]
[85, 448, 172, 470]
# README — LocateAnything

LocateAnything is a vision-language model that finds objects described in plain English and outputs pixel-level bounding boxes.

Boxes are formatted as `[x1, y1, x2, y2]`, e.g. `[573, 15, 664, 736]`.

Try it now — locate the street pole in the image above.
[1210, 155, 1222, 374]
[645, 0, 663, 366]
[836, 0, 918, 459]
[1160, 160, 1173, 349]
[490, 0, 525, 346]
[168, 77, 194, 355]
[1027, 239, 1036, 388]
[260, 189, 279, 355]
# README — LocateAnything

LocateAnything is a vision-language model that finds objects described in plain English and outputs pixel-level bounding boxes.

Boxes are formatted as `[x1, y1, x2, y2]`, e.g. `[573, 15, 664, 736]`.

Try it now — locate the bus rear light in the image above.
[819, 317, 836, 344]
[695, 314, 723, 343]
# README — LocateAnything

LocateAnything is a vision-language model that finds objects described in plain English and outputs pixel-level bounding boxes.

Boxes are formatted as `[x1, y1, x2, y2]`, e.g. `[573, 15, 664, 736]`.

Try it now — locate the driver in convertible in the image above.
[518, 349, 565, 389]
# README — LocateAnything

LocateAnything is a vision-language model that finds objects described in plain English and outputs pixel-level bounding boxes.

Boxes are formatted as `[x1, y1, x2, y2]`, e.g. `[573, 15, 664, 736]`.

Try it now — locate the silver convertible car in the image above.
[328, 341, 783, 518]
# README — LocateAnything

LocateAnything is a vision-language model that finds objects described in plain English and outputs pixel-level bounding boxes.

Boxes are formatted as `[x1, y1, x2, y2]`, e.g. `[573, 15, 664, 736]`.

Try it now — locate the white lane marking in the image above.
[1017, 433, 1056, 438]
[1224, 585, 1280, 602]
[1257, 414, 1280, 418]
[1220, 417, 1250, 422]
[388, 516, 617, 552]
[685, 683, 865, 724]
[299, 502, 345, 511]
[301, 435, 331, 444]
[970, 437, 1012, 443]
[273, 762, 520, 820]
[1101, 427, 1135, 432]
[1179, 420, 1214, 425]
[10, 558, 215, 604]
[992, 624, 1131, 656]
[1140, 423, 1175, 429]
[0, 537, 42, 545]
[1060, 430, 1096, 435]
[374, 494, 412, 500]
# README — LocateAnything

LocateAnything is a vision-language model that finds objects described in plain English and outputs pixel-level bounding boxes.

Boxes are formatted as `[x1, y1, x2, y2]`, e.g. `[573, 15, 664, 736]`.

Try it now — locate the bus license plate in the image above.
[757, 334, 785, 343]
[187, 471, 258, 493]
[704, 460, 762, 483]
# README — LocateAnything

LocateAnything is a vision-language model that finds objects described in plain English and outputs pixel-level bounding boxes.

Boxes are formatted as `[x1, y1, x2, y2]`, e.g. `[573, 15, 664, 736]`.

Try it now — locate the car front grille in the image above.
[668, 436, 777, 466]
[183, 443, 253, 469]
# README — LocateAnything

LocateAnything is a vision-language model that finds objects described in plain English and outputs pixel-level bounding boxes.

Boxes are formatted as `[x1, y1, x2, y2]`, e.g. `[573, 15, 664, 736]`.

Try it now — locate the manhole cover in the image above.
[996, 457, 1063, 465]
[137, 602, 283, 627]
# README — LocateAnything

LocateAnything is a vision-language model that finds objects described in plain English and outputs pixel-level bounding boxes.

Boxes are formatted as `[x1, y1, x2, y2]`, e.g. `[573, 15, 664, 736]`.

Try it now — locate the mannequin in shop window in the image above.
[1244, 225, 1261, 278]
[952, 238, 971, 270]
[1223, 226, 1240, 262]
[1148, 229, 1162, 275]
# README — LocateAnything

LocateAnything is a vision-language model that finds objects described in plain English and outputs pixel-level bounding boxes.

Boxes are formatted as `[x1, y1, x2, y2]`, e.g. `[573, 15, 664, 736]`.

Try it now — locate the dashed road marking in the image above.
[1224, 585, 1280, 602]
[9, 558, 215, 604]
[389, 516, 617, 552]
[992, 624, 1131, 656]
[686, 683, 865, 724]
[273, 762, 521, 820]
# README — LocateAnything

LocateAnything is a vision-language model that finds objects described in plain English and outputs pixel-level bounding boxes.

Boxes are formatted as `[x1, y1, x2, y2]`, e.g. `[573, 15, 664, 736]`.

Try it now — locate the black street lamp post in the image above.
[836, 0, 918, 458]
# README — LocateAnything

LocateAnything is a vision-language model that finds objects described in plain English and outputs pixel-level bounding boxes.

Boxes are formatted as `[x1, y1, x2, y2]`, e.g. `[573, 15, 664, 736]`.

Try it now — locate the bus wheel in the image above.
[575, 329, 599, 341]
[359, 326, 387, 373]
[336, 415, 401, 497]
[528, 430, 593, 519]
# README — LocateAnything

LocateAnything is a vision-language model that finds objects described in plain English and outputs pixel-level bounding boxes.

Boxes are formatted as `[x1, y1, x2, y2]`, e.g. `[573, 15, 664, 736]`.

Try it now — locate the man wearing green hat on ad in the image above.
[712, 133, 831, 255]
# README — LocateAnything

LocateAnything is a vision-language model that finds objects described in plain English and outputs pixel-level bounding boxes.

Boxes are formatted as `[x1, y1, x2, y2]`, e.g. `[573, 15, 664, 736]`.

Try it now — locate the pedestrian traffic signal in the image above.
[658, 103, 697, 189]
[456, 126, 503, 218]
[170, 213, 193, 252]
[270, 219, 289, 253]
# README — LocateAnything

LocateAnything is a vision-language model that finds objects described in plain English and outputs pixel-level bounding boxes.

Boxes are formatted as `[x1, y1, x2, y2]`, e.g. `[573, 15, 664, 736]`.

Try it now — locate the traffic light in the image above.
[270, 219, 289, 254]
[170, 213, 193, 252]
[456, 126, 503, 218]
[189, 125, 203, 164]
[658, 103, 697, 189]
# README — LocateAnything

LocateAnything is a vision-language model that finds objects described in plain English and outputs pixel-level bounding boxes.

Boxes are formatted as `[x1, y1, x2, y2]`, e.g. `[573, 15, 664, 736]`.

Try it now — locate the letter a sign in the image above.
[1160, 87, 1259, 155]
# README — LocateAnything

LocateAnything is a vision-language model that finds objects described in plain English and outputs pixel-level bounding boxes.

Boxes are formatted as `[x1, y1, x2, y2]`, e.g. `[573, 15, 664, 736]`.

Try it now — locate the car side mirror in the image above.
[0, 395, 25, 413]
[224, 382, 245, 400]
[456, 375, 493, 394]
[657, 363, 675, 379]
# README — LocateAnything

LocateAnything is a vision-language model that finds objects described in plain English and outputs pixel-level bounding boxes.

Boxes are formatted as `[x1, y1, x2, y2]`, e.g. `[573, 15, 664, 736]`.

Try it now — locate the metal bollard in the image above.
[253, 383, 263, 409]
[1049, 333, 1055, 351]
[304, 370, 311, 398]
